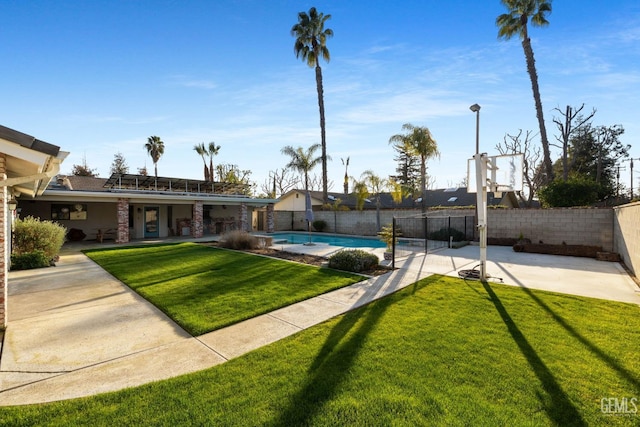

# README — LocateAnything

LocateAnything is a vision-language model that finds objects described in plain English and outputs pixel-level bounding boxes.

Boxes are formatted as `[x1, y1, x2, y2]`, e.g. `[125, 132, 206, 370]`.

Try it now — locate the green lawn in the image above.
[2, 275, 639, 426]
[83, 242, 363, 335]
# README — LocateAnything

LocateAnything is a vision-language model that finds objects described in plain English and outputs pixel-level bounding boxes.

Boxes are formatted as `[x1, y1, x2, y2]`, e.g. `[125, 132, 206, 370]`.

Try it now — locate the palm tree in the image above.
[207, 142, 221, 182]
[361, 169, 388, 231]
[497, 0, 553, 183]
[291, 7, 333, 203]
[193, 142, 209, 181]
[281, 144, 322, 191]
[144, 136, 164, 179]
[351, 178, 369, 211]
[389, 124, 439, 213]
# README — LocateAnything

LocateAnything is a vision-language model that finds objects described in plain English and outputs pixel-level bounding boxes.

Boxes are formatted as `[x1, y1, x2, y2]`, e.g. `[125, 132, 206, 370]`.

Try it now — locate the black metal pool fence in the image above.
[390, 214, 475, 267]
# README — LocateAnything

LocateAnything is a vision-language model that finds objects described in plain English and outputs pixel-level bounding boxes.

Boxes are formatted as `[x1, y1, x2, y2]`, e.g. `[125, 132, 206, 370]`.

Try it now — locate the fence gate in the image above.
[390, 214, 475, 268]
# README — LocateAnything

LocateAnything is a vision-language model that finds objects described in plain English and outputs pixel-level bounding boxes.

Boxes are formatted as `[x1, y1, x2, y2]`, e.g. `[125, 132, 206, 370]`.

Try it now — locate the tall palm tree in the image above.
[207, 142, 221, 182]
[291, 7, 333, 203]
[389, 123, 439, 213]
[281, 144, 322, 191]
[144, 135, 164, 178]
[497, 0, 553, 183]
[193, 142, 209, 181]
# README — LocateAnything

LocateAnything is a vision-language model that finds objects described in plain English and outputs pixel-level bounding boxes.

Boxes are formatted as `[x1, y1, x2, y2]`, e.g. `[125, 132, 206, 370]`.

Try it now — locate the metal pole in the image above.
[631, 158, 634, 199]
[392, 216, 396, 270]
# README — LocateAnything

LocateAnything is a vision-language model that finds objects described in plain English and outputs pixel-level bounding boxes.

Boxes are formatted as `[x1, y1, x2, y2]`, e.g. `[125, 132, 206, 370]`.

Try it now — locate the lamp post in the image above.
[470, 103, 487, 280]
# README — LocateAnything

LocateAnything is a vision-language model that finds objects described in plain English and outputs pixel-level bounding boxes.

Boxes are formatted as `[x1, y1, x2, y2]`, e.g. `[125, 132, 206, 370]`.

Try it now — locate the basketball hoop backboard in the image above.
[467, 153, 523, 194]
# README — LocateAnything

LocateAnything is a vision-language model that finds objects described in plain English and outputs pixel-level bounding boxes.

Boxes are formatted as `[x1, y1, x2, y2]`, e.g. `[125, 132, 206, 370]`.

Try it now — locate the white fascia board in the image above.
[38, 190, 277, 205]
[0, 140, 51, 166]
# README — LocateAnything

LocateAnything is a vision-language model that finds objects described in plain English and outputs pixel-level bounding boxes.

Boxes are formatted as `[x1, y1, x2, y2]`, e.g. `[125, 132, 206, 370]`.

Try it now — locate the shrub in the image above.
[10, 250, 50, 270]
[12, 216, 66, 260]
[538, 177, 600, 207]
[219, 230, 259, 250]
[328, 249, 379, 273]
[312, 220, 328, 232]
[429, 227, 466, 242]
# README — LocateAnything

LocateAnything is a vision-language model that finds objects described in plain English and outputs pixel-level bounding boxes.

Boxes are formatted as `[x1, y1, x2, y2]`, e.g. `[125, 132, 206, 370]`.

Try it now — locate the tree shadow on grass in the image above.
[481, 281, 586, 427]
[493, 264, 640, 390]
[269, 275, 428, 426]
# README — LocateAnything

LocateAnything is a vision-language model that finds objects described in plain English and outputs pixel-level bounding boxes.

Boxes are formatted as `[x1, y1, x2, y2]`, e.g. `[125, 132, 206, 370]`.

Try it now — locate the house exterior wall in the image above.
[273, 207, 615, 250]
[19, 201, 118, 241]
[274, 192, 321, 211]
[613, 202, 640, 276]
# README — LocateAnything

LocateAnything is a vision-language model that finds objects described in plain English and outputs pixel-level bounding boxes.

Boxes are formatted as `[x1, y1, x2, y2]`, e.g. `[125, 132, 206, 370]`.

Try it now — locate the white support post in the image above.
[474, 153, 488, 280]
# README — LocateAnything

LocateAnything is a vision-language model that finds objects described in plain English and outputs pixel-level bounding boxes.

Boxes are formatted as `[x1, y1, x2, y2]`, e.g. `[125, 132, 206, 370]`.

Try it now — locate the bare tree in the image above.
[496, 130, 542, 207]
[307, 174, 333, 192]
[552, 104, 596, 181]
[260, 168, 300, 198]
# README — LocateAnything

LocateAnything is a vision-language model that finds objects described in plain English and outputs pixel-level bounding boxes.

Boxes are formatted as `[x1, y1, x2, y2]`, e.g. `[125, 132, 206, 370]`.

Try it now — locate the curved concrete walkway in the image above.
[1, 241, 638, 406]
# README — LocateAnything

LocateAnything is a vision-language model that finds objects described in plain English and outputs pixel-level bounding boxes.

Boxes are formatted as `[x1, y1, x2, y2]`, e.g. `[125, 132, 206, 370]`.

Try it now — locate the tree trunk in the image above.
[315, 64, 328, 203]
[209, 159, 214, 182]
[522, 36, 553, 184]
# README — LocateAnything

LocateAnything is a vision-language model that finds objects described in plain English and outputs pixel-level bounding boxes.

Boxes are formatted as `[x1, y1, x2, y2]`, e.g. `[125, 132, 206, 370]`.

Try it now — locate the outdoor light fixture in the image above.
[470, 104, 481, 154]
[7, 197, 17, 211]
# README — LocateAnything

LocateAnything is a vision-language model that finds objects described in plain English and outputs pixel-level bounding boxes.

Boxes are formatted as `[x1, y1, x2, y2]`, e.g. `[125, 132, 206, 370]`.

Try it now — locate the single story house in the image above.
[17, 173, 277, 242]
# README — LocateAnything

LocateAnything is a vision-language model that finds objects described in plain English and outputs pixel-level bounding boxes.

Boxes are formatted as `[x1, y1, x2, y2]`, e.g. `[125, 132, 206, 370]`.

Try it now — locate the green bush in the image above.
[328, 249, 379, 273]
[12, 216, 66, 260]
[10, 250, 50, 270]
[429, 227, 466, 242]
[538, 177, 600, 207]
[219, 230, 259, 250]
[312, 220, 328, 232]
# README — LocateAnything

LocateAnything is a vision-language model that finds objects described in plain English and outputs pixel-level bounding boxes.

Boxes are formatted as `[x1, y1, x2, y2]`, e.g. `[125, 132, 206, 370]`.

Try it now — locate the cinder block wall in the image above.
[613, 202, 640, 276]
[488, 208, 613, 250]
[274, 209, 475, 237]
[274, 207, 614, 250]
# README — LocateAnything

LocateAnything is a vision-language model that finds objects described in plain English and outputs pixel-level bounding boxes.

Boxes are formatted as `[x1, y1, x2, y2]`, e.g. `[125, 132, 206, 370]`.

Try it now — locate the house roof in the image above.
[0, 124, 68, 197]
[280, 187, 513, 209]
[0, 125, 61, 157]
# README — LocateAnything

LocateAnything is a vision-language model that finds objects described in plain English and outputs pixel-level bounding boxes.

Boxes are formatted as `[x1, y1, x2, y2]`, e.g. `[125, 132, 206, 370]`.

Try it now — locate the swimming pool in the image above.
[269, 232, 386, 249]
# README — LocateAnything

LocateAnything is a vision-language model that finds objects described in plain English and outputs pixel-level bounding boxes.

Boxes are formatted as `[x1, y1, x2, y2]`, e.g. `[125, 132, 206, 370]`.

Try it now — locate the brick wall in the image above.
[116, 198, 129, 243]
[613, 202, 640, 276]
[192, 201, 204, 238]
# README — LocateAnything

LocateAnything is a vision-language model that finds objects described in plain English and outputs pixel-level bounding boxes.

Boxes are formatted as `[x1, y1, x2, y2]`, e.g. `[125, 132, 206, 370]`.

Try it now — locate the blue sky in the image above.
[1, 1, 639, 195]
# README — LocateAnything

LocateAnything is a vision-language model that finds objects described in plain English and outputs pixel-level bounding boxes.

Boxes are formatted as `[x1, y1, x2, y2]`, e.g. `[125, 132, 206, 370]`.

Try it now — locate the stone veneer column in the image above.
[116, 198, 130, 243]
[239, 203, 248, 231]
[0, 154, 7, 327]
[266, 203, 274, 233]
[192, 201, 203, 238]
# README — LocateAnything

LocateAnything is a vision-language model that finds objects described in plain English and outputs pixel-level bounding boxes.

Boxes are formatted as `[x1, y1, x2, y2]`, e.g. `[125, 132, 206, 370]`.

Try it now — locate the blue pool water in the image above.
[269, 232, 386, 249]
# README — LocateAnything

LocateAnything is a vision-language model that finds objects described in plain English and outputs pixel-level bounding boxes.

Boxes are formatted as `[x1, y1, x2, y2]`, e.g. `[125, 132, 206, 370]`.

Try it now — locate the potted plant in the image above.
[378, 224, 401, 260]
